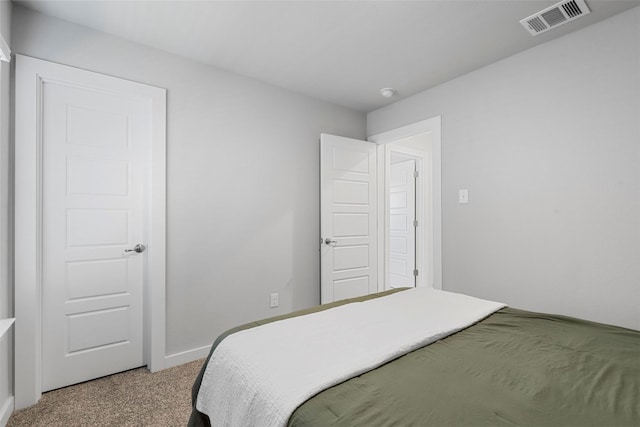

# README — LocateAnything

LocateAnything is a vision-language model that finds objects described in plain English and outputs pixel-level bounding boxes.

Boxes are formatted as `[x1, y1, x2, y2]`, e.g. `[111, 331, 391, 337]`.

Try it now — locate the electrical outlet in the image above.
[270, 293, 279, 308]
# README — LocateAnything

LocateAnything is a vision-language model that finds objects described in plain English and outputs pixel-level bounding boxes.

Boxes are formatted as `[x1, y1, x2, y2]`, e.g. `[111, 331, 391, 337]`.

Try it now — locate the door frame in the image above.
[369, 116, 442, 290]
[14, 55, 167, 409]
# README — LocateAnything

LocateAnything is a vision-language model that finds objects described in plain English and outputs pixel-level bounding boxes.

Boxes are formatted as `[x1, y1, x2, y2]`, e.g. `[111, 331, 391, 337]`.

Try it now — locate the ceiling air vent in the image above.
[520, 0, 590, 36]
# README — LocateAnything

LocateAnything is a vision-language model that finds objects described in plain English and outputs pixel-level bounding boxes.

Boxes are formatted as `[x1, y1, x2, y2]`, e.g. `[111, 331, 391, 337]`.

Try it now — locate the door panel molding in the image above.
[14, 55, 166, 408]
[320, 134, 377, 304]
[388, 159, 417, 289]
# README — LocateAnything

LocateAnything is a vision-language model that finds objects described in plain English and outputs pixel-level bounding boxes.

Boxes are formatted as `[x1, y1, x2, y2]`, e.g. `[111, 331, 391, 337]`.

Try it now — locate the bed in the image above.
[189, 288, 639, 427]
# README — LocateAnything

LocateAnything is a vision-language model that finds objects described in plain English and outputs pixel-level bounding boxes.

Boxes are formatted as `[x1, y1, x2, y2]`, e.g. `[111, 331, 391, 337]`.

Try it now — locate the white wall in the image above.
[368, 7, 640, 330]
[11, 5, 366, 358]
[0, 0, 12, 422]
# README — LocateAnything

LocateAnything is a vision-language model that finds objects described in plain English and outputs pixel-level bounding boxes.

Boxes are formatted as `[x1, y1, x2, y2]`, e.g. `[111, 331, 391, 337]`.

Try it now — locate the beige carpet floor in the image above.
[8, 358, 205, 427]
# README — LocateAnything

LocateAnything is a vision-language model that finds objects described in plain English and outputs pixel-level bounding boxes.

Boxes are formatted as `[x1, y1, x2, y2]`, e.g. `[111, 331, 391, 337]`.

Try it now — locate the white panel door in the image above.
[41, 78, 148, 391]
[320, 134, 377, 304]
[388, 160, 416, 289]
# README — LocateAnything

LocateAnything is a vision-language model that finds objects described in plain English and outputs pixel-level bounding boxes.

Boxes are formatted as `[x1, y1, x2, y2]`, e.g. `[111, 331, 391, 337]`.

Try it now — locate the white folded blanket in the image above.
[196, 288, 505, 427]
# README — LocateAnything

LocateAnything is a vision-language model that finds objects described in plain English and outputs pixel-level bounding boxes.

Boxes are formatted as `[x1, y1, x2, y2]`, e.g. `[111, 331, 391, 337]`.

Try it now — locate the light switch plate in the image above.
[459, 189, 469, 204]
[270, 293, 279, 308]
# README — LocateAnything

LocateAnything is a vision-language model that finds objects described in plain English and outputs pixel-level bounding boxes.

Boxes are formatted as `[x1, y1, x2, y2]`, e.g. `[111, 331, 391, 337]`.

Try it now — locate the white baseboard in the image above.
[164, 345, 211, 369]
[0, 395, 14, 427]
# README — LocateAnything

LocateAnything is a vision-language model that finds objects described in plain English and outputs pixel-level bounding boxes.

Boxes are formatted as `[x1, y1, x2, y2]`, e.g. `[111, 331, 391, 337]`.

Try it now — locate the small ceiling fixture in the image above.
[380, 88, 396, 98]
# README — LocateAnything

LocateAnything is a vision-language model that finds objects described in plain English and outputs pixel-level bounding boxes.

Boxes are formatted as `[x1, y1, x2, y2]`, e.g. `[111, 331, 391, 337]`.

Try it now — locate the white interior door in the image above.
[40, 72, 149, 391]
[320, 134, 377, 304]
[16, 55, 166, 408]
[388, 159, 416, 289]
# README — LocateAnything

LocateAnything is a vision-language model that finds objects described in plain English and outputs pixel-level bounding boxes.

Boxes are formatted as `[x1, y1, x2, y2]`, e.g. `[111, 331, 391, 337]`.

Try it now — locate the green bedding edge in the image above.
[289, 307, 640, 427]
[189, 292, 640, 427]
[188, 288, 408, 426]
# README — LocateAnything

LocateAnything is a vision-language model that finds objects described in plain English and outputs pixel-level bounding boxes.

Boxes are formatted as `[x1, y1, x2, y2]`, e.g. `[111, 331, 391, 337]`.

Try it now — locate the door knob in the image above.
[324, 238, 338, 246]
[125, 243, 146, 253]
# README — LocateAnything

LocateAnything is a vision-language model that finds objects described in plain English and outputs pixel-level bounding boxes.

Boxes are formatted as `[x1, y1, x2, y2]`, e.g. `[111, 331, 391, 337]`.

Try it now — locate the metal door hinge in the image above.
[413, 220, 418, 228]
[413, 269, 419, 277]
[413, 170, 419, 178]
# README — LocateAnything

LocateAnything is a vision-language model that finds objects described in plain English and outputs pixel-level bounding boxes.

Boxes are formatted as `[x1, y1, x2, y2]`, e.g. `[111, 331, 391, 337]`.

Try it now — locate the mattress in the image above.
[189, 289, 640, 426]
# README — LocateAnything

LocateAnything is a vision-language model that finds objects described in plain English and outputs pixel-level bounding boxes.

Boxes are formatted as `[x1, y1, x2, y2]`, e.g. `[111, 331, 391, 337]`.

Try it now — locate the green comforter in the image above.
[190, 291, 640, 426]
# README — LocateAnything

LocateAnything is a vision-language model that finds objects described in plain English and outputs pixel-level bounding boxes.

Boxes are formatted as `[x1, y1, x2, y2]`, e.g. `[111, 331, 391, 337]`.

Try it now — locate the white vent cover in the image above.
[520, 0, 591, 36]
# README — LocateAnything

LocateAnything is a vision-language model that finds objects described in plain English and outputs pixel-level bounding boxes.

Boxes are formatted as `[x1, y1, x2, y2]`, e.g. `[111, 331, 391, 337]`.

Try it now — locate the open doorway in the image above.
[369, 116, 441, 291]
[384, 136, 431, 290]
[320, 116, 441, 302]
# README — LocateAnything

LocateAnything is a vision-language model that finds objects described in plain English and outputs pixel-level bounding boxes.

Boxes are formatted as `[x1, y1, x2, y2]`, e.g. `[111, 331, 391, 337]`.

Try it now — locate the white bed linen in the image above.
[196, 288, 505, 427]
